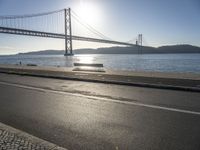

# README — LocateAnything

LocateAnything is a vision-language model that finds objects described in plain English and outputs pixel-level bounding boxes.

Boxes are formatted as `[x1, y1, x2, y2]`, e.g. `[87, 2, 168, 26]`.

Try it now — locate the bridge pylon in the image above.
[64, 8, 73, 56]
[137, 34, 142, 54]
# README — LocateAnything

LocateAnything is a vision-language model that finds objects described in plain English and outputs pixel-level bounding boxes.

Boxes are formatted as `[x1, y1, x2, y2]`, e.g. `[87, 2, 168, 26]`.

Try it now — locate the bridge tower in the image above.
[64, 8, 73, 56]
[138, 34, 142, 46]
[138, 34, 142, 54]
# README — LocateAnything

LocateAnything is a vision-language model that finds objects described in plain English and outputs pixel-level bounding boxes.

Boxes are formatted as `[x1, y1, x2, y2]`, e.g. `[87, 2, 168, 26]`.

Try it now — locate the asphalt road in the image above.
[0, 73, 200, 150]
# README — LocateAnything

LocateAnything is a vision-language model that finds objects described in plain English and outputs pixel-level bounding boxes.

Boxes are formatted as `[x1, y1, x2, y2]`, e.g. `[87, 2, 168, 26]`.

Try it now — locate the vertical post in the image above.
[64, 8, 73, 56]
[140, 34, 142, 54]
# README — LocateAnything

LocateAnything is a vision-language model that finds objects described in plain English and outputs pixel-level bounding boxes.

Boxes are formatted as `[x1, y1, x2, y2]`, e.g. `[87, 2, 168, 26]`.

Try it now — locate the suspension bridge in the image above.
[0, 8, 137, 56]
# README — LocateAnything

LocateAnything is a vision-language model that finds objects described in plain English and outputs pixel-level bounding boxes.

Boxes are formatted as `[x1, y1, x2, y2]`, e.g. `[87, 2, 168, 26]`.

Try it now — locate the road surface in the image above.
[0, 73, 200, 150]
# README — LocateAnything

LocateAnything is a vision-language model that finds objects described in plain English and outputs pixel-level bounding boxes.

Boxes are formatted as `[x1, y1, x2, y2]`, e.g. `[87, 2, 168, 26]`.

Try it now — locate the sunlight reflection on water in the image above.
[77, 55, 95, 64]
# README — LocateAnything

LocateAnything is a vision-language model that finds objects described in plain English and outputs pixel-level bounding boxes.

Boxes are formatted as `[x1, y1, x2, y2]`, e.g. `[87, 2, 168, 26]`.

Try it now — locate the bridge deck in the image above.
[0, 26, 135, 46]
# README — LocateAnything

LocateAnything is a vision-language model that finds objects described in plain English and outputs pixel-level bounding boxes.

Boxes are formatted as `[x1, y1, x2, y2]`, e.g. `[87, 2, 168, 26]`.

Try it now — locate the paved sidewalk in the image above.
[0, 122, 67, 150]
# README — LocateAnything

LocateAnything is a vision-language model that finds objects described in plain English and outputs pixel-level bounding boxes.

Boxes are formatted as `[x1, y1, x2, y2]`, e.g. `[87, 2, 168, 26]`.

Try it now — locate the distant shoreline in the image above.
[18, 52, 200, 56]
[1, 44, 200, 56]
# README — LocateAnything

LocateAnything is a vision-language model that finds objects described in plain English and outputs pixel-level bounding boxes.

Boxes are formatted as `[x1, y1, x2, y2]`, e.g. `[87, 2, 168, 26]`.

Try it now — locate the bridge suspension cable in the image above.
[0, 9, 65, 34]
[71, 10, 112, 40]
[0, 9, 64, 19]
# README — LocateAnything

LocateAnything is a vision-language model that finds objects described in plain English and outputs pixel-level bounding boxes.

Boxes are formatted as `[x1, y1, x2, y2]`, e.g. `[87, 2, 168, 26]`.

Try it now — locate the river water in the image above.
[0, 54, 200, 73]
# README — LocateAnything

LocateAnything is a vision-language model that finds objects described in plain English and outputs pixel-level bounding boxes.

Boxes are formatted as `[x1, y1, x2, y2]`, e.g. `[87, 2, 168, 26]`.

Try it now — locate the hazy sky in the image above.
[0, 0, 200, 54]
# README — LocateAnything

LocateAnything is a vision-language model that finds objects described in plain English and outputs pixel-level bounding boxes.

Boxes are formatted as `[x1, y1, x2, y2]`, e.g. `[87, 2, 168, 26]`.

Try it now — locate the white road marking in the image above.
[0, 81, 200, 116]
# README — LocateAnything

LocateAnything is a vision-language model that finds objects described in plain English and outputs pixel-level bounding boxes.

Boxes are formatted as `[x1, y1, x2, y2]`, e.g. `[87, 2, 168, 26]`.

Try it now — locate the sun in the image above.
[75, 0, 101, 26]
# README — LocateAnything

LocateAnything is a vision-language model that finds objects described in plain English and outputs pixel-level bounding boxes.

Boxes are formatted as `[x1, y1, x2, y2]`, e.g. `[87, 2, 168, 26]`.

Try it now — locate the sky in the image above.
[0, 0, 200, 55]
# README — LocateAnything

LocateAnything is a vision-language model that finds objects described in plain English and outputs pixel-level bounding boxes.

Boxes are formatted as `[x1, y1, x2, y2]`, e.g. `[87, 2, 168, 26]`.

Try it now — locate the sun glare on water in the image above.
[78, 55, 94, 64]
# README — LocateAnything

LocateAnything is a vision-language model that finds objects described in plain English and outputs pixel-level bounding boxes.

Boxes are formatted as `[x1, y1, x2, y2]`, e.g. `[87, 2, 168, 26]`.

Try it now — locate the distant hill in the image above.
[18, 50, 64, 55]
[74, 46, 155, 54]
[18, 44, 200, 55]
[156, 45, 200, 53]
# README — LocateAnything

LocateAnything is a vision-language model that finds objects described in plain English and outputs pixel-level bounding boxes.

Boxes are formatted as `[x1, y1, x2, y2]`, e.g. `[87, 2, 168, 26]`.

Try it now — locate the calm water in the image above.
[0, 54, 200, 73]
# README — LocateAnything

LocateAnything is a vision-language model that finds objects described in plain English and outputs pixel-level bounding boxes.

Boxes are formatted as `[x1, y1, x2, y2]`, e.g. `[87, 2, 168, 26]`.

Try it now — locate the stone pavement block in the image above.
[0, 122, 67, 150]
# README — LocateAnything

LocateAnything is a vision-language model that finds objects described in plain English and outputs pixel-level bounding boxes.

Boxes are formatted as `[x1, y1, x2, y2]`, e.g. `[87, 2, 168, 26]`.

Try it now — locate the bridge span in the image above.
[0, 8, 136, 55]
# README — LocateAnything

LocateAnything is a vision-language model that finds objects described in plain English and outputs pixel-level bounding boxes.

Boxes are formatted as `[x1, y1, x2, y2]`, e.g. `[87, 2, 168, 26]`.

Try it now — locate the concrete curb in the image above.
[0, 66, 200, 92]
[0, 122, 67, 150]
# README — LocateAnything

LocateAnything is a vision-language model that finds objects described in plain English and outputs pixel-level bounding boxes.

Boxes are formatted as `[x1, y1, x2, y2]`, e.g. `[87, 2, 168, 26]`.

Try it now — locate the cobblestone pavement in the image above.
[0, 129, 48, 150]
[0, 123, 67, 150]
